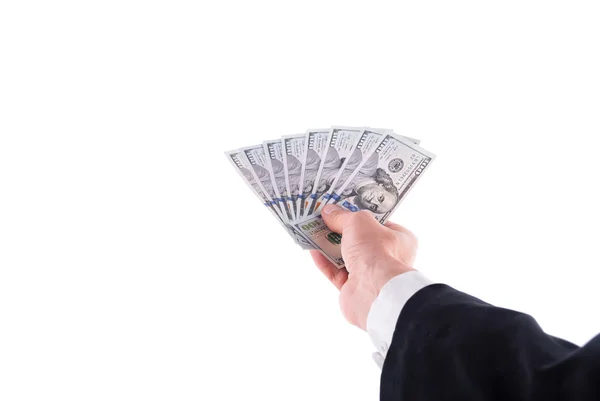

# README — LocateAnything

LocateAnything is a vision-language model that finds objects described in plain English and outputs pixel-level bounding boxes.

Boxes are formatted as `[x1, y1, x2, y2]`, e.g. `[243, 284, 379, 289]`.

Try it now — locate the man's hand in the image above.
[310, 204, 418, 330]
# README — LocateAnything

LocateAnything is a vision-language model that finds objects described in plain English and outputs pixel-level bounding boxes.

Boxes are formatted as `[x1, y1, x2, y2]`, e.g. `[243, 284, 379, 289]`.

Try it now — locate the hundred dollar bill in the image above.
[225, 149, 294, 236]
[299, 129, 330, 218]
[329, 133, 422, 209]
[316, 128, 388, 213]
[226, 149, 313, 248]
[263, 139, 294, 221]
[293, 215, 345, 267]
[305, 126, 364, 216]
[281, 134, 305, 221]
[241, 144, 287, 221]
[293, 133, 435, 267]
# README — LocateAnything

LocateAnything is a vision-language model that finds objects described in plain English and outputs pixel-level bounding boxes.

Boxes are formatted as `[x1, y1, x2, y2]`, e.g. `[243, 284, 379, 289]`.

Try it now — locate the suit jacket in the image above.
[381, 284, 600, 400]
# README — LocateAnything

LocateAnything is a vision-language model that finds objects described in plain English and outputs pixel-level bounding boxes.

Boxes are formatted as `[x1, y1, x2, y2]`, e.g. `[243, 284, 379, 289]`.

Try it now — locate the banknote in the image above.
[226, 148, 313, 248]
[299, 129, 330, 218]
[225, 149, 294, 237]
[305, 127, 365, 216]
[226, 126, 434, 259]
[293, 133, 435, 267]
[293, 215, 345, 267]
[338, 133, 434, 221]
[263, 139, 294, 221]
[328, 133, 423, 210]
[281, 134, 305, 221]
[316, 128, 387, 213]
[241, 144, 286, 221]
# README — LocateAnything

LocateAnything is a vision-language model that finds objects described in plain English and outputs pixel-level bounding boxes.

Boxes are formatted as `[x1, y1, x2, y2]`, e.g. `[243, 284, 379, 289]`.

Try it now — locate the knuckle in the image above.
[355, 210, 372, 219]
[382, 229, 398, 244]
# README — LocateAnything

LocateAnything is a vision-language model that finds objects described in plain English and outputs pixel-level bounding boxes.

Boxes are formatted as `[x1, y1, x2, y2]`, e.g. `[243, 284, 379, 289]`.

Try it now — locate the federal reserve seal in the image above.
[388, 158, 404, 173]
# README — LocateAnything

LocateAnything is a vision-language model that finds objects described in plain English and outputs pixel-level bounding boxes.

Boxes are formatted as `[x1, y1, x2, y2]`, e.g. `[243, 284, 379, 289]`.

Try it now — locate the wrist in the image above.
[373, 259, 415, 295]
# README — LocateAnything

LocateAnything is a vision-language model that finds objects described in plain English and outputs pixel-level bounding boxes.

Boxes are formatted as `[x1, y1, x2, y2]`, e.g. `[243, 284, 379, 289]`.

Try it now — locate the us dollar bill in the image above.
[305, 127, 364, 216]
[227, 148, 314, 248]
[241, 144, 287, 221]
[336, 133, 434, 221]
[225, 149, 295, 238]
[299, 129, 330, 218]
[282, 134, 305, 221]
[293, 133, 435, 267]
[330, 133, 424, 212]
[316, 128, 387, 213]
[293, 216, 345, 267]
[263, 139, 294, 221]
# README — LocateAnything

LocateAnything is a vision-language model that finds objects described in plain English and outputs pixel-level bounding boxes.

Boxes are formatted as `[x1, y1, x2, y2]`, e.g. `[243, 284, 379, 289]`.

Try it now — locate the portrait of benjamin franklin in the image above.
[334, 151, 400, 214]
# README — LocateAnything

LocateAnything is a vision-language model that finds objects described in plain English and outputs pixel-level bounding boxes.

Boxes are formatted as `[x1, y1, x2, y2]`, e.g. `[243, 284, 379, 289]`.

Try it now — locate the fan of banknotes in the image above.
[225, 127, 435, 268]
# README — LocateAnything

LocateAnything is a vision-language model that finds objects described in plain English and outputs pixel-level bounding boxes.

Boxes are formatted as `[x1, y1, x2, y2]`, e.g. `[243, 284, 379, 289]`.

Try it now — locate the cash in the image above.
[300, 129, 330, 218]
[305, 127, 364, 216]
[225, 126, 435, 267]
[225, 148, 311, 247]
[263, 139, 294, 221]
[281, 134, 306, 221]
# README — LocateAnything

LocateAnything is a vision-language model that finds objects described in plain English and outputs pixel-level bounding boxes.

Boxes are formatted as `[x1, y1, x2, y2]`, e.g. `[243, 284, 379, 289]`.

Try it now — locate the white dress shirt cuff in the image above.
[366, 271, 435, 368]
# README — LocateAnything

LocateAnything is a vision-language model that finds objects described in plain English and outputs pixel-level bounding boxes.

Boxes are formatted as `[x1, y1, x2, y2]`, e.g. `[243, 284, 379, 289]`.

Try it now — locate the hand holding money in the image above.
[310, 205, 418, 330]
[225, 126, 435, 267]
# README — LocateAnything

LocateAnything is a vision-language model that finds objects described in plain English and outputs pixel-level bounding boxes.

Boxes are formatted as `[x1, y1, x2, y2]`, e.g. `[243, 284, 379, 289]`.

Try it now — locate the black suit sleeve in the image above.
[380, 284, 600, 401]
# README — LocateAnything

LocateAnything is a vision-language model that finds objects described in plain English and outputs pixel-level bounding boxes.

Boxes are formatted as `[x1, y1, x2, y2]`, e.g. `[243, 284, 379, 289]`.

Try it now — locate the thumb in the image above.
[321, 204, 355, 233]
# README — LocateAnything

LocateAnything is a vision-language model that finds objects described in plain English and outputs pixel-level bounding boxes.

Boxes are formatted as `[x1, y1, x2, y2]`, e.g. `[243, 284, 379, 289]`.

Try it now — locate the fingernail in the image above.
[323, 204, 341, 215]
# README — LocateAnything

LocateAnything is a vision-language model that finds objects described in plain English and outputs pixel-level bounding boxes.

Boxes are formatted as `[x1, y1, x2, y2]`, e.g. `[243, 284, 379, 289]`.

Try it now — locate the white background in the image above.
[1, 1, 599, 400]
